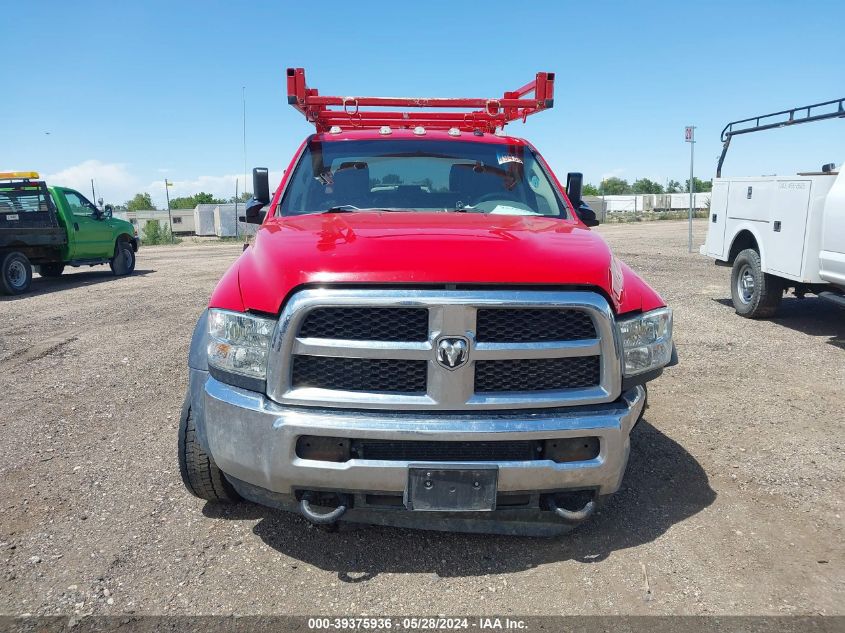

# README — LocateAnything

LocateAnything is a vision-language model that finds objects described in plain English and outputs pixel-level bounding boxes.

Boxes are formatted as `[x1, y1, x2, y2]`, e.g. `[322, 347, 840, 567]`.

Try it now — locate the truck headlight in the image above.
[207, 309, 275, 381]
[616, 307, 673, 376]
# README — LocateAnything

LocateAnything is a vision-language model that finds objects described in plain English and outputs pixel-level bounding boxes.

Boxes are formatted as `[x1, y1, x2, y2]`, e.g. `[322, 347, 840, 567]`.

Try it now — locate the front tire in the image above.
[1, 251, 33, 295]
[730, 248, 783, 318]
[109, 241, 136, 276]
[36, 263, 65, 278]
[178, 401, 241, 503]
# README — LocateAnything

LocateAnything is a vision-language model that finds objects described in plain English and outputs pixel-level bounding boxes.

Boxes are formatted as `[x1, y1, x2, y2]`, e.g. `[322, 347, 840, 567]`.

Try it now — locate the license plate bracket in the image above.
[405, 465, 498, 512]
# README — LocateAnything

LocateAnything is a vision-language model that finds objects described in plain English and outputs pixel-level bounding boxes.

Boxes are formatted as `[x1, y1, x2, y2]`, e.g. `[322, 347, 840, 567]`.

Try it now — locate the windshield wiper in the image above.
[320, 206, 407, 214]
[322, 205, 362, 213]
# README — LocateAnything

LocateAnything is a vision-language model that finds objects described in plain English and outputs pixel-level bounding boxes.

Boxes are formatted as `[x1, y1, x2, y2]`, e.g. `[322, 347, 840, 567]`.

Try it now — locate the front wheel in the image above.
[178, 400, 241, 503]
[730, 248, 783, 318]
[1, 251, 33, 295]
[109, 241, 135, 276]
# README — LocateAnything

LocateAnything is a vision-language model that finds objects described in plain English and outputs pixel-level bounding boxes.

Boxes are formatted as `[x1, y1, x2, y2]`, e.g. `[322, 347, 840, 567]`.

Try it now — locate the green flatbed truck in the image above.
[0, 172, 139, 295]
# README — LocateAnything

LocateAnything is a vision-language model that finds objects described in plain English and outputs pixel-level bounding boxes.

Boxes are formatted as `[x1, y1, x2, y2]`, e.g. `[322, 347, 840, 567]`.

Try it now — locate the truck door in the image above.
[703, 181, 730, 258]
[767, 180, 811, 278]
[59, 189, 114, 260]
[819, 169, 845, 286]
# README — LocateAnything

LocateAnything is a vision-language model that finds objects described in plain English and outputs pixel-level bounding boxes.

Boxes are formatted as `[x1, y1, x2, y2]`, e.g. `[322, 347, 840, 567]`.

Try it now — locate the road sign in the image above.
[685, 126, 696, 252]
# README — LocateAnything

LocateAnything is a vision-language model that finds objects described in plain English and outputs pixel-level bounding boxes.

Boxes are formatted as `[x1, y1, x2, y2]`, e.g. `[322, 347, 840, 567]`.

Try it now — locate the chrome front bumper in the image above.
[201, 375, 645, 499]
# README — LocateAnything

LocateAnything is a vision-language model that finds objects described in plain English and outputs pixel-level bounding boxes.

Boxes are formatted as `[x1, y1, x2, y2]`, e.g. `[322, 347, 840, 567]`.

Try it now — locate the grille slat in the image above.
[292, 355, 427, 393]
[299, 307, 429, 341]
[475, 356, 600, 392]
[476, 308, 596, 342]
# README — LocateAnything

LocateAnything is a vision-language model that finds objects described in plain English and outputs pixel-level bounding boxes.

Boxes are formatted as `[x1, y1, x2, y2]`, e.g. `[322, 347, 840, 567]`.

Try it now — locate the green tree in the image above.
[141, 219, 179, 245]
[582, 183, 600, 196]
[632, 178, 664, 194]
[666, 179, 682, 193]
[599, 177, 631, 195]
[142, 219, 162, 244]
[169, 191, 227, 209]
[125, 193, 154, 211]
[229, 191, 252, 203]
[685, 177, 713, 193]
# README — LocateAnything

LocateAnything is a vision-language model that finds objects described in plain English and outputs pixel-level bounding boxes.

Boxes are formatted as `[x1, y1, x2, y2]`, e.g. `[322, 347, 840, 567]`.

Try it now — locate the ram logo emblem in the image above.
[436, 337, 470, 370]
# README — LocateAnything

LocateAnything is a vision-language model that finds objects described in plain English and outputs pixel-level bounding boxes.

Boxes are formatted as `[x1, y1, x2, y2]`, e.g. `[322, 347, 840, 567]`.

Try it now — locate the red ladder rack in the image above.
[286, 68, 555, 134]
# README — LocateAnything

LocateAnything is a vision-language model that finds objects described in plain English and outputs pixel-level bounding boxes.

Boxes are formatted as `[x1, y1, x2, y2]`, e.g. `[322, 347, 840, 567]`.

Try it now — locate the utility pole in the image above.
[685, 126, 696, 253]
[164, 179, 174, 243]
[91, 179, 96, 204]
[234, 178, 239, 239]
[242, 86, 247, 200]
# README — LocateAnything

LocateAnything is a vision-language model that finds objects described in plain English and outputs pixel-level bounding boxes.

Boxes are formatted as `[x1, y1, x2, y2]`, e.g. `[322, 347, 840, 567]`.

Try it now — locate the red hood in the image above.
[210, 212, 664, 315]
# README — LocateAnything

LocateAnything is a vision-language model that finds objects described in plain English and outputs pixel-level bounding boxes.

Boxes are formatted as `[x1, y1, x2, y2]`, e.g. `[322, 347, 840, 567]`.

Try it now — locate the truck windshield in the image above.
[278, 139, 569, 218]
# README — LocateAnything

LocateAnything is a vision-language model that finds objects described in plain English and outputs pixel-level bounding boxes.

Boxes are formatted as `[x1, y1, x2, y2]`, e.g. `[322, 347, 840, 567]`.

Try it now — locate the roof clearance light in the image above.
[448, 127, 461, 137]
[413, 126, 426, 136]
[0, 171, 40, 180]
[379, 126, 392, 135]
[329, 126, 342, 134]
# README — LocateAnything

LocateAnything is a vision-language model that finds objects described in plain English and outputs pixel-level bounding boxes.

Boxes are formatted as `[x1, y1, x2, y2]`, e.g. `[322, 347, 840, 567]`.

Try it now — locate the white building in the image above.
[600, 193, 711, 213]
[118, 209, 196, 235]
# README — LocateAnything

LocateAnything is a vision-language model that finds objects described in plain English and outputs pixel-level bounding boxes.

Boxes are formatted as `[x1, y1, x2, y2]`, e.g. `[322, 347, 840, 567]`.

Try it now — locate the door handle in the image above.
[73, 222, 79, 231]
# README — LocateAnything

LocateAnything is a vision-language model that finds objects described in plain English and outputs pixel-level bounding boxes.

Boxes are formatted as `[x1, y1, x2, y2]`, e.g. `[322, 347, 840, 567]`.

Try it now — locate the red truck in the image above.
[178, 69, 676, 535]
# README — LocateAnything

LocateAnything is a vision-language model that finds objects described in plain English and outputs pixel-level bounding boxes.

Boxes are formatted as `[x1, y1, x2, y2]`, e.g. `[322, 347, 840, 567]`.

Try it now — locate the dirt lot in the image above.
[0, 220, 842, 616]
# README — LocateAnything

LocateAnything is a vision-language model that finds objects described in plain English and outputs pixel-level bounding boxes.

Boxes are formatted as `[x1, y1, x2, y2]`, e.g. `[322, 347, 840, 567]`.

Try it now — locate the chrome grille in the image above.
[475, 356, 600, 392]
[267, 289, 621, 410]
[476, 308, 597, 342]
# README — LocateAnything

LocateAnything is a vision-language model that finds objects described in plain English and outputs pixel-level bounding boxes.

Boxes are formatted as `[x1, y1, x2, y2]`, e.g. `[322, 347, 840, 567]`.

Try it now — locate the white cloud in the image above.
[600, 168, 626, 182]
[147, 173, 249, 202]
[144, 171, 284, 207]
[45, 160, 138, 203]
[42, 159, 283, 208]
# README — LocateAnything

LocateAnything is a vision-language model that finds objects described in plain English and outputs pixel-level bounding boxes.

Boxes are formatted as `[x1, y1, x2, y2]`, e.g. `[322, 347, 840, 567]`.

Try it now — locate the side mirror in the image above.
[104, 204, 114, 218]
[566, 172, 599, 226]
[576, 201, 599, 227]
[565, 172, 583, 207]
[253, 167, 271, 204]
[245, 167, 270, 225]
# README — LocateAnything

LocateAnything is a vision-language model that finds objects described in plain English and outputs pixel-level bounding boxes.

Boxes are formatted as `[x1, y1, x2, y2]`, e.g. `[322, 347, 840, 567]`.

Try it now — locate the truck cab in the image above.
[701, 98, 845, 317]
[0, 172, 138, 295]
[177, 70, 677, 536]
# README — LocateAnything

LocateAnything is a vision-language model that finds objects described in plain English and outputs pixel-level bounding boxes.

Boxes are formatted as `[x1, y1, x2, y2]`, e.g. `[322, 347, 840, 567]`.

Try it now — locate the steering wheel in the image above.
[472, 191, 521, 205]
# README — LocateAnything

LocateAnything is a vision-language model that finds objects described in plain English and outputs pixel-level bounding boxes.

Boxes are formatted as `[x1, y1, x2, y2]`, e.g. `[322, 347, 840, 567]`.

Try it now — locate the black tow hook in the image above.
[299, 492, 350, 525]
[543, 494, 597, 525]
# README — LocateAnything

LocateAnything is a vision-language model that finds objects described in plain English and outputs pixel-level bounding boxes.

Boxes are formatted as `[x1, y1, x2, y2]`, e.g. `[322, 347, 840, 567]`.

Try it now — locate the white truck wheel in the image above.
[730, 249, 783, 318]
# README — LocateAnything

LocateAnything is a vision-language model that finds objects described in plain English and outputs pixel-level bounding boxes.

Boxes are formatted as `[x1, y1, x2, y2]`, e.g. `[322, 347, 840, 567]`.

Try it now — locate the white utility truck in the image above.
[702, 98, 845, 317]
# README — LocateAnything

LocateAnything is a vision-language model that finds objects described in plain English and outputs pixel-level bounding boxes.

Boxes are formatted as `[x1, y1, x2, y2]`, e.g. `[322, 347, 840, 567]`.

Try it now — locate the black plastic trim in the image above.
[208, 365, 266, 394]
[621, 367, 663, 391]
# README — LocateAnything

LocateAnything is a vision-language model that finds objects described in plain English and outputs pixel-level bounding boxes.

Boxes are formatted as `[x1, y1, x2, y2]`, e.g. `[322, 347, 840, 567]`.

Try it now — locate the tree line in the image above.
[119, 176, 712, 211]
[583, 177, 712, 196]
[122, 191, 252, 212]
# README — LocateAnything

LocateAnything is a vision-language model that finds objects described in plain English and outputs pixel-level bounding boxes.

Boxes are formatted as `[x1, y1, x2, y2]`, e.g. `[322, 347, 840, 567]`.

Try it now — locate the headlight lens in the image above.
[207, 309, 275, 380]
[616, 307, 673, 376]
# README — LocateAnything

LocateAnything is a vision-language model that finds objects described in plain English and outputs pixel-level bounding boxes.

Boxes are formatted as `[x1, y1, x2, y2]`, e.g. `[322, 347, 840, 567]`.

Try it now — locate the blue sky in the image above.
[2, 0, 843, 208]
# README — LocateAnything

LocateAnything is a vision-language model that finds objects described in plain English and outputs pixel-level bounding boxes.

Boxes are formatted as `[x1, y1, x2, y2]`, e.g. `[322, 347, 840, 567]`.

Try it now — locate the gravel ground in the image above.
[0, 220, 842, 617]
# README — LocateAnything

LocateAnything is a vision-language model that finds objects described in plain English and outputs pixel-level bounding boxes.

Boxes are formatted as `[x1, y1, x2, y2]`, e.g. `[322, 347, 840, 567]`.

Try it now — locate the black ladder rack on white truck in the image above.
[703, 97, 845, 318]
